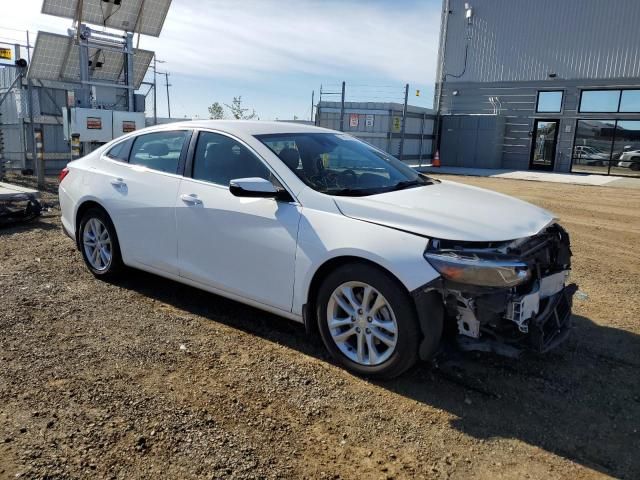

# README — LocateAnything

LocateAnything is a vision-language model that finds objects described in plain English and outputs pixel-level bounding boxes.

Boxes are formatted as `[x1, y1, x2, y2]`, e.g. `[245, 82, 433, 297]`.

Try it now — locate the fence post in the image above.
[399, 83, 409, 161]
[339, 81, 346, 132]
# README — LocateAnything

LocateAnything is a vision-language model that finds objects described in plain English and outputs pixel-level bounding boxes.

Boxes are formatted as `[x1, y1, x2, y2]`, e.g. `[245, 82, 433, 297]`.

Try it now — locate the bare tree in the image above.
[224, 96, 258, 120]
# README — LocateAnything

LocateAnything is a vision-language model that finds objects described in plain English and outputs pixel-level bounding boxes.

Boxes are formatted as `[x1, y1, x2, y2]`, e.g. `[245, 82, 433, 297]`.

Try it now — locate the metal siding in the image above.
[439, 77, 640, 172]
[443, 0, 640, 83]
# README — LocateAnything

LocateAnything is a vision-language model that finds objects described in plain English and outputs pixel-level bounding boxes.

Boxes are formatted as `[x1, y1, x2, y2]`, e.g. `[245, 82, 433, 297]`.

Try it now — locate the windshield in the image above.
[255, 132, 435, 196]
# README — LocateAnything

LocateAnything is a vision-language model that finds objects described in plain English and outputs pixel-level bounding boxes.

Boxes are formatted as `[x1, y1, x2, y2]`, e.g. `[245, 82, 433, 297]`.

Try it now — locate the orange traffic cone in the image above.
[433, 150, 441, 167]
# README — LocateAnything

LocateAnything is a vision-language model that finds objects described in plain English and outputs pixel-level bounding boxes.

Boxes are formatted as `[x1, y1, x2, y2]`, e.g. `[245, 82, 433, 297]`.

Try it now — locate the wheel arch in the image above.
[302, 255, 411, 335]
[74, 200, 112, 248]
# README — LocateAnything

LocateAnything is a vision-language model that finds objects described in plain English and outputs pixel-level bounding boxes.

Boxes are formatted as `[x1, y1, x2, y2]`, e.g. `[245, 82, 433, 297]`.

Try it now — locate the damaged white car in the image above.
[59, 121, 575, 379]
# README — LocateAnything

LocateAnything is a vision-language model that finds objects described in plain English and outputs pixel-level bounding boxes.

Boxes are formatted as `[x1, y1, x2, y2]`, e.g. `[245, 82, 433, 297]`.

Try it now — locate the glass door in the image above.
[530, 120, 559, 171]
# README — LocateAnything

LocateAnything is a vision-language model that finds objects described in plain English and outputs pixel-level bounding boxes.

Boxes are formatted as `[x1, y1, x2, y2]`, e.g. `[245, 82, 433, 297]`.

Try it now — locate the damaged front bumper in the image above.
[418, 223, 576, 358]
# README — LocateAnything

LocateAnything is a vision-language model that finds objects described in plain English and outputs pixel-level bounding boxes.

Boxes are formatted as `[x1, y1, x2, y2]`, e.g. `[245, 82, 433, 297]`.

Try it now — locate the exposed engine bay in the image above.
[423, 223, 576, 357]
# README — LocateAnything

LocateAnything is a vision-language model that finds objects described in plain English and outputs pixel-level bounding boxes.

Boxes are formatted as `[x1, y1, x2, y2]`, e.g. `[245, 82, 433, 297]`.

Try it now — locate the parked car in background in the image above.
[617, 149, 640, 170]
[573, 145, 610, 166]
[58, 121, 575, 378]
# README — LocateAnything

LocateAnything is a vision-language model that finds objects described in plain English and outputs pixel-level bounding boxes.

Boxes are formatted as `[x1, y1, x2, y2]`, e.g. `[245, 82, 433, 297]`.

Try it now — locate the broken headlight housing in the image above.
[424, 249, 530, 288]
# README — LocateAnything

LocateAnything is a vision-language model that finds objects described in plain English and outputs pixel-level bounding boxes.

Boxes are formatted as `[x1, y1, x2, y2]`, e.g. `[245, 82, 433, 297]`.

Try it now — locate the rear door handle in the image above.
[180, 193, 203, 206]
[110, 178, 126, 188]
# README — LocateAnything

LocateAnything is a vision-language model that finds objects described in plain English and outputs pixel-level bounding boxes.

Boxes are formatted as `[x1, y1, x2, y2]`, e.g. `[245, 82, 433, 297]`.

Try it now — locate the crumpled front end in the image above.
[422, 223, 576, 357]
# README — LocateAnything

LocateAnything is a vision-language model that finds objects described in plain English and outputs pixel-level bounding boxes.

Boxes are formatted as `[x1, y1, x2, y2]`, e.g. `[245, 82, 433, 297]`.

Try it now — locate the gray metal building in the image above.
[316, 101, 435, 166]
[435, 0, 640, 177]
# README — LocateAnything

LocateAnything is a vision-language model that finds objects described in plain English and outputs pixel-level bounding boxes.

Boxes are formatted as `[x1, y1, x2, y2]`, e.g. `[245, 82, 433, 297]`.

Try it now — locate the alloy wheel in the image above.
[326, 281, 398, 366]
[82, 218, 112, 271]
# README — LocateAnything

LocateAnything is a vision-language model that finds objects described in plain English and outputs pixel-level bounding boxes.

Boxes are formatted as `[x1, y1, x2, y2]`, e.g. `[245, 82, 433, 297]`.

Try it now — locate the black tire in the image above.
[630, 158, 640, 171]
[316, 262, 422, 379]
[78, 207, 123, 278]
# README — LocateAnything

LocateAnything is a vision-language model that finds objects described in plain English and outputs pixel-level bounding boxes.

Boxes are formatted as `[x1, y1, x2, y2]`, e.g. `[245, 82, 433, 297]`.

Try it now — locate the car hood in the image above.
[333, 180, 555, 242]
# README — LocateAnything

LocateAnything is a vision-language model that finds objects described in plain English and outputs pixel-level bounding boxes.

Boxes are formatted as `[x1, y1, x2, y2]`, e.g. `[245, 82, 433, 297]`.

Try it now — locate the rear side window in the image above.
[129, 131, 188, 174]
[106, 139, 132, 162]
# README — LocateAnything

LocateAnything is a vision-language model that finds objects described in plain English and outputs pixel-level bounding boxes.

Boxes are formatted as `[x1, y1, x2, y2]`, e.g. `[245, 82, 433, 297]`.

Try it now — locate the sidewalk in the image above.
[417, 166, 640, 188]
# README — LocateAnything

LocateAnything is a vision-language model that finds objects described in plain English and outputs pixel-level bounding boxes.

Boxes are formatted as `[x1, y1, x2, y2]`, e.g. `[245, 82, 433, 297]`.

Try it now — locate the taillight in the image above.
[59, 167, 70, 182]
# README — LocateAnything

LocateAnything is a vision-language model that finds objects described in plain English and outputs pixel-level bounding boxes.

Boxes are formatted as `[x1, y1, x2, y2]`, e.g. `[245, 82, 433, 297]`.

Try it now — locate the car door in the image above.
[98, 129, 191, 275]
[175, 130, 301, 312]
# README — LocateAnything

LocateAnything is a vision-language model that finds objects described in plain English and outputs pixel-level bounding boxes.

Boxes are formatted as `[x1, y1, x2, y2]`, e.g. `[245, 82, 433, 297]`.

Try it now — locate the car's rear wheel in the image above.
[79, 208, 123, 277]
[317, 263, 421, 379]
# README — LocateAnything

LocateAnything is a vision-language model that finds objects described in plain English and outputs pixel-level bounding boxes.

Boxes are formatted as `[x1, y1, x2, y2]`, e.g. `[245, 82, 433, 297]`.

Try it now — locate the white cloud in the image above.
[1, 0, 440, 85]
[145, 0, 440, 83]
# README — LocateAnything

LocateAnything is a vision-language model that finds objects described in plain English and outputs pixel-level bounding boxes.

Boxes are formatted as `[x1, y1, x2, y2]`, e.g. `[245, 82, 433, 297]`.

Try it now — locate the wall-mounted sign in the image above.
[0, 48, 11, 60]
[86, 117, 102, 130]
[0, 45, 13, 65]
[392, 116, 402, 133]
[349, 113, 359, 128]
[122, 120, 136, 133]
[365, 114, 374, 128]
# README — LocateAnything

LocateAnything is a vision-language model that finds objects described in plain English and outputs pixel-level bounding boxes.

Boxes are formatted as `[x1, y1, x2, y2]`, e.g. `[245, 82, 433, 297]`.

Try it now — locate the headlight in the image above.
[424, 250, 530, 287]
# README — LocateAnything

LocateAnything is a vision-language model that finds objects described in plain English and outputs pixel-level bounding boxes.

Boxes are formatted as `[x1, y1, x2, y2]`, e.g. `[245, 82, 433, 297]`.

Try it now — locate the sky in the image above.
[0, 0, 442, 120]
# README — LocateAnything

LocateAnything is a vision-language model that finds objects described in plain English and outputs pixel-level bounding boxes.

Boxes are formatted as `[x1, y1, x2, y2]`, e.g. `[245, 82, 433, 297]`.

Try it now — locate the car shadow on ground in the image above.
[112, 269, 639, 479]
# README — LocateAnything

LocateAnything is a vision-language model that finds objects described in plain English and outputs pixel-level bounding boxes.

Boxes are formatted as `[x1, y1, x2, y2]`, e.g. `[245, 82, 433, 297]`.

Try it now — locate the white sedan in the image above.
[59, 121, 575, 378]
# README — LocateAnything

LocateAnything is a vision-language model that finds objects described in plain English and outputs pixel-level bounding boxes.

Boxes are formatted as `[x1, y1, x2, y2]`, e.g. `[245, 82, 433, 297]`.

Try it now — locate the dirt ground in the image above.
[1, 173, 639, 479]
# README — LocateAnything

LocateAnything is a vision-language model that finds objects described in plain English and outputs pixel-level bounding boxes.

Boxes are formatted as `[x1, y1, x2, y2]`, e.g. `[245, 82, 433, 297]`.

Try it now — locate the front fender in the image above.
[293, 208, 440, 316]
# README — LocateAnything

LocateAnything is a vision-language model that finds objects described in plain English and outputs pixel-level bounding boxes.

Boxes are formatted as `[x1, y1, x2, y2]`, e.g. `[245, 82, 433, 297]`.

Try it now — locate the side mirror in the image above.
[229, 177, 280, 198]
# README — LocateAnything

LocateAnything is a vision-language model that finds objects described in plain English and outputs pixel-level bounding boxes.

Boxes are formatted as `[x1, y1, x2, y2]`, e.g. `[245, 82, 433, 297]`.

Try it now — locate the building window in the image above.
[579, 90, 621, 112]
[572, 119, 640, 177]
[536, 91, 563, 113]
[619, 90, 640, 113]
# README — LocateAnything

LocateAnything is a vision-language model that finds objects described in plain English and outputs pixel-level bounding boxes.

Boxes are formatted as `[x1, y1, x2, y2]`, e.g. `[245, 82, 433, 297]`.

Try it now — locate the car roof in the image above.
[143, 120, 335, 136]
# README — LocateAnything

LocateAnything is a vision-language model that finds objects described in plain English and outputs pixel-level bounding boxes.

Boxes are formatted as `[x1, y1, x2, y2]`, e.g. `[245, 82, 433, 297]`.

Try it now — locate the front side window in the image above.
[256, 132, 433, 196]
[536, 91, 563, 113]
[129, 131, 188, 173]
[192, 131, 270, 185]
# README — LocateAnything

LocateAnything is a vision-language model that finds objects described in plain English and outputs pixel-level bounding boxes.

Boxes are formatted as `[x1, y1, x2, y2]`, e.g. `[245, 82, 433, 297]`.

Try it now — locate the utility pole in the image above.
[151, 58, 166, 123]
[159, 71, 172, 118]
[310, 90, 314, 122]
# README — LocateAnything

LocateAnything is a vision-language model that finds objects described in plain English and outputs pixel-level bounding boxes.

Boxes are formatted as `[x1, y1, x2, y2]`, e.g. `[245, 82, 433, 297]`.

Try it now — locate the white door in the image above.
[176, 131, 301, 312]
[98, 130, 191, 274]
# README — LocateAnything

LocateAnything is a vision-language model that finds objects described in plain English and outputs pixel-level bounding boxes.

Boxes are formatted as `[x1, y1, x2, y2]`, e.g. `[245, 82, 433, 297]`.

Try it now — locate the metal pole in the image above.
[339, 81, 345, 132]
[418, 112, 425, 166]
[399, 83, 409, 161]
[25, 30, 31, 64]
[310, 90, 314, 122]
[164, 72, 171, 118]
[125, 33, 135, 112]
[153, 57, 157, 125]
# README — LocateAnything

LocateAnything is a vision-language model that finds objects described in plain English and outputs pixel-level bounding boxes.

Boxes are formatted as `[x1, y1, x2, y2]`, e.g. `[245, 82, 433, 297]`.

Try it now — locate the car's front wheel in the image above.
[78, 208, 123, 278]
[317, 263, 421, 379]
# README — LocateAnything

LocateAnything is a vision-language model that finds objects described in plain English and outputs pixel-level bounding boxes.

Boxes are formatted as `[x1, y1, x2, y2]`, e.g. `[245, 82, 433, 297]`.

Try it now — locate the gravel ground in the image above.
[0, 173, 638, 479]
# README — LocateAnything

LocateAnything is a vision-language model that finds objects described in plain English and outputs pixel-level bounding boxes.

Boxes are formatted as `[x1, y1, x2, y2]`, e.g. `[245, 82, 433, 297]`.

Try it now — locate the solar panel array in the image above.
[28, 32, 153, 89]
[41, 0, 172, 37]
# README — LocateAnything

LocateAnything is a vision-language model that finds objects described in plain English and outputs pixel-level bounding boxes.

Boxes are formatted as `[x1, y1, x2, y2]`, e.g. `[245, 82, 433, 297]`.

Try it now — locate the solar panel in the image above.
[28, 31, 153, 89]
[41, 0, 172, 37]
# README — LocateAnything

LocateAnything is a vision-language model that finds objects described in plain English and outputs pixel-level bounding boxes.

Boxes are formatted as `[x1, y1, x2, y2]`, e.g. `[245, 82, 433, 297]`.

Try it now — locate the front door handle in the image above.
[110, 178, 126, 188]
[180, 193, 203, 206]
